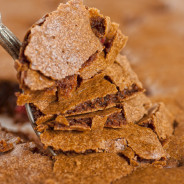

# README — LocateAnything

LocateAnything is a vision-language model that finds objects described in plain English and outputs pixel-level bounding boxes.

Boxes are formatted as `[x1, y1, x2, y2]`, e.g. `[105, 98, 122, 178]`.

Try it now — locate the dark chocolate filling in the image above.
[52, 110, 126, 131]
[105, 112, 126, 128]
[66, 84, 142, 115]
[30, 104, 44, 122]
[56, 75, 78, 97]
[90, 16, 106, 38]
[104, 37, 115, 57]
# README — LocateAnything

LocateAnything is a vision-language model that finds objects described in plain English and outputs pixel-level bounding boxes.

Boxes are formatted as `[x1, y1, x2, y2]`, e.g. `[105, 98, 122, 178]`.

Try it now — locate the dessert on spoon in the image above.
[0, 0, 174, 163]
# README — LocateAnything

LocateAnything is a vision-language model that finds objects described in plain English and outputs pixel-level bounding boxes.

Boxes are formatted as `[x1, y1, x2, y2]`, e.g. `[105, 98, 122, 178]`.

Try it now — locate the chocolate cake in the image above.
[14, 0, 174, 167]
[0, 0, 184, 183]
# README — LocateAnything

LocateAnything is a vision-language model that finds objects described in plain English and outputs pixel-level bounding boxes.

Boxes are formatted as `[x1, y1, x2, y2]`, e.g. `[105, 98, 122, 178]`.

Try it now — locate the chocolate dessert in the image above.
[0, 0, 184, 183]
[14, 0, 174, 166]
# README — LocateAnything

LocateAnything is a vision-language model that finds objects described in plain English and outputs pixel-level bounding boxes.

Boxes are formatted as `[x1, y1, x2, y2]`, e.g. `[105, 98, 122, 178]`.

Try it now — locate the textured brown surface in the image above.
[113, 166, 184, 184]
[104, 55, 142, 91]
[138, 103, 174, 141]
[18, 56, 144, 116]
[164, 135, 184, 163]
[52, 107, 124, 131]
[0, 127, 53, 184]
[16, 0, 129, 117]
[0, 140, 14, 153]
[25, 0, 103, 80]
[17, 87, 57, 112]
[42, 73, 117, 115]
[36, 93, 152, 131]
[16, 0, 173, 170]
[1, 0, 183, 183]
[41, 123, 166, 161]
[51, 153, 133, 184]
[23, 69, 55, 91]
[123, 93, 151, 123]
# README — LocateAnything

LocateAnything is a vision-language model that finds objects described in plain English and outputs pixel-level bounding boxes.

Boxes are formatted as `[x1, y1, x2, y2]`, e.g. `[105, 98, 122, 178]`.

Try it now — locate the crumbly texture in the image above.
[40, 123, 166, 161]
[123, 93, 151, 123]
[16, 0, 128, 115]
[0, 140, 14, 153]
[36, 94, 152, 132]
[138, 103, 174, 141]
[25, 0, 103, 80]
[2, 0, 183, 183]
[23, 69, 55, 91]
[51, 153, 133, 184]
[0, 126, 53, 184]
[14, 0, 174, 169]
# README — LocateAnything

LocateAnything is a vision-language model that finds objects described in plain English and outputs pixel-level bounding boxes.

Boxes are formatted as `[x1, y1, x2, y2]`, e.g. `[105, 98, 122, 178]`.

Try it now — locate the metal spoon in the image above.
[0, 14, 56, 156]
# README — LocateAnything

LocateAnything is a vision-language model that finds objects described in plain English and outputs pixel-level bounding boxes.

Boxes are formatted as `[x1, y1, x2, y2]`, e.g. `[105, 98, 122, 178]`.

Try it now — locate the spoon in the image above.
[0, 14, 56, 156]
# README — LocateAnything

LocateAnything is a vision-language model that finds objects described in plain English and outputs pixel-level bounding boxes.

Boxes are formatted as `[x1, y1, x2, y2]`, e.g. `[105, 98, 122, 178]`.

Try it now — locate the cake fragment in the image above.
[17, 87, 57, 111]
[24, 0, 103, 80]
[15, 0, 174, 171]
[40, 128, 128, 153]
[52, 107, 124, 131]
[52, 153, 133, 184]
[0, 140, 14, 153]
[40, 123, 166, 161]
[36, 94, 151, 132]
[23, 69, 55, 91]
[138, 103, 174, 141]
[89, 8, 111, 38]
[35, 107, 124, 131]
[121, 147, 138, 166]
[104, 55, 143, 91]
[123, 93, 151, 123]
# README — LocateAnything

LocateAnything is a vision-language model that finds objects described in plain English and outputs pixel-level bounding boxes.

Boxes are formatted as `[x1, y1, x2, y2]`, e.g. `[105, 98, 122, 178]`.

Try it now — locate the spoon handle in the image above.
[0, 14, 21, 60]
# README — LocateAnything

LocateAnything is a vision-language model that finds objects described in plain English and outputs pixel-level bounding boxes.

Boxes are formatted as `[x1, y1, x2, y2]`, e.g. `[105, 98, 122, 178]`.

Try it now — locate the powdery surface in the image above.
[1, 0, 183, 183]
[0, 126, 53, 184]
[51, 153, 133, 184]
[25, 0, 103, 80]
